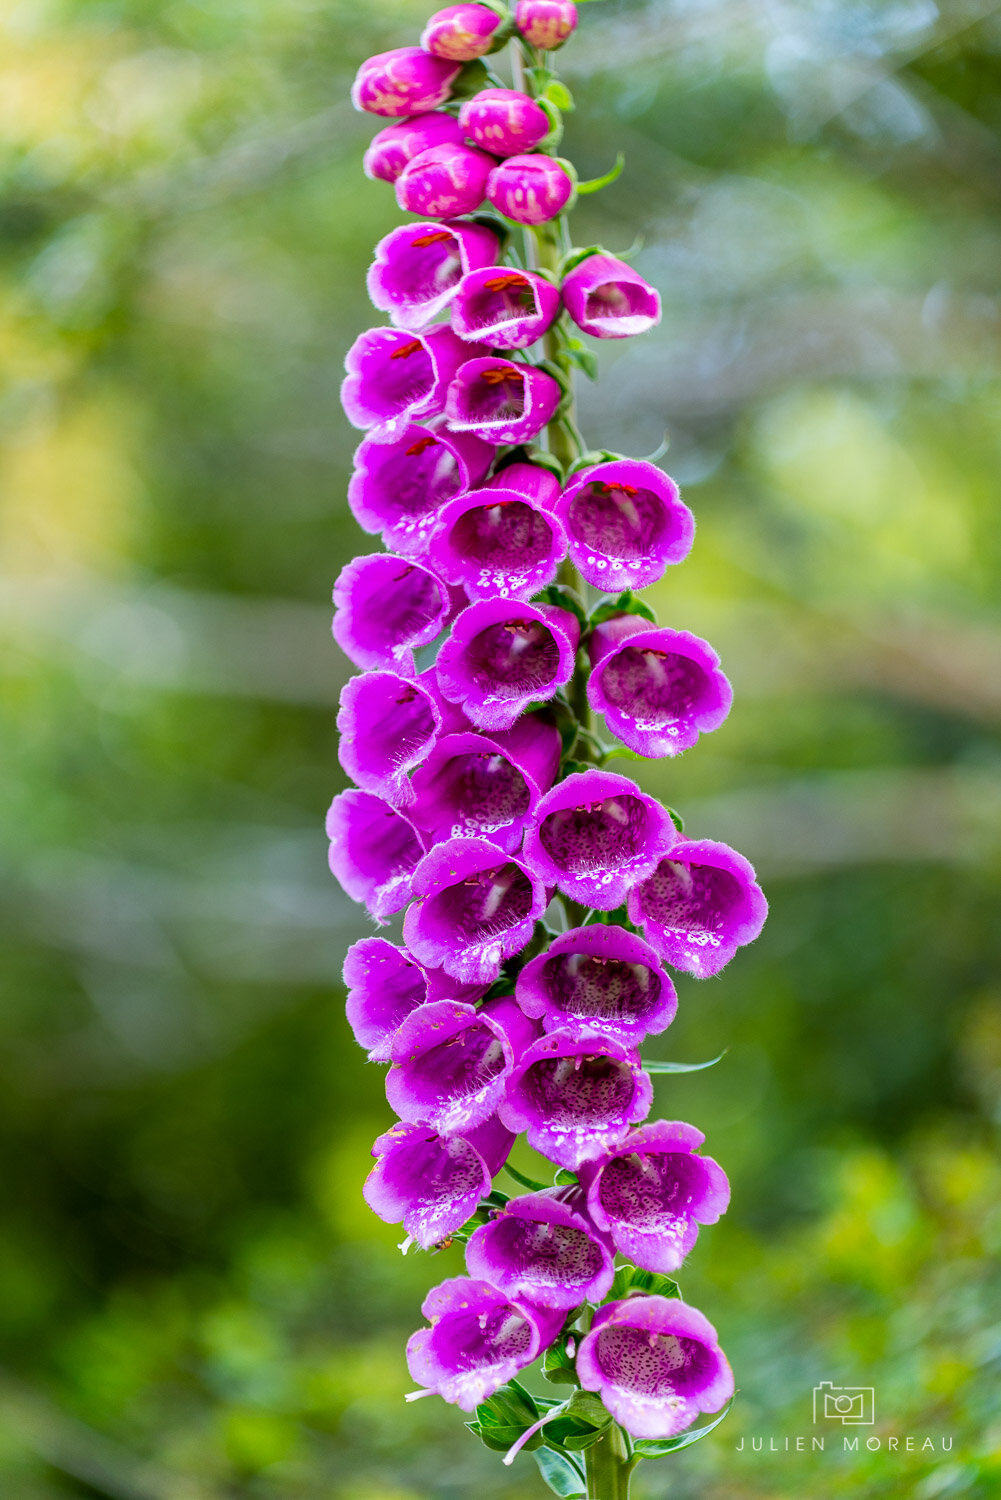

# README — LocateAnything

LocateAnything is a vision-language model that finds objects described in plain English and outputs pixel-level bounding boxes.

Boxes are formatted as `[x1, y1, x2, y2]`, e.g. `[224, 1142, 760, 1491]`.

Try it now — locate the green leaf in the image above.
[643, 1051, 728, 1075]
[557, 245, 604, 278]
[561, 342, 599, 380]
[607, 1265, 681, 1302]
[600, 744, 649, 766]
[562, 1427, 608, 1451]
[553, 1168, 579, 1187]
[667, 806, 685, 834]
[536, 96, 565, 152]
[535, 582, 589, 628]
[470, 1420, 544, 1453]
[589, 589, 656, 626]
[633, 1400, 734, 1457]
[533, 1447, 586, 1497]
[448, 59, 493, 99]
[503, 1162, 550, 1192]
[542, 1338, 580, 1386]
[544, 80, 575, 111]
[576, 153, 625, 195]
[478, 1383, 538, 1430]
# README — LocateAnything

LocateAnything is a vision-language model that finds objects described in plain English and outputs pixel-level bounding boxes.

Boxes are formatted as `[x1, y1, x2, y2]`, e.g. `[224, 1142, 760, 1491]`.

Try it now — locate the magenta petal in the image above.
[332, 553, 450, 676]
[341, 325, 471, 440]
[421, 4, 504, 60]
[499, 1027, 653, 1170]
[444, 357, 562, 445]
[406, 1276, 562, 1410]
[515, 0, 578, 51]
[435, 597, 578, 731]
[348, 422, 495, 555]
[343, 937, 430, 1060]
[364, 113, 466, 185]
[515, 923, 677, 1045]
[386, 997, 538, 1136]
[427, 484, 567, 601]
[459, 88, 552, 158]
[364, 1117, 514, 1249]
[575, 1296, 734, 1439]
[585, 1120, 730, 1273]
[627, 838, 767, 978]
[410, 731, 537, 852]
[521, 768, 678, 910]
[351, 47, 459, 118]
[337, 670, 441, 807]
[589, 617, 732, 757]
[486, 154, 575, 226]
[402, 838, 549, 985]
[396, 143, 496, 219]
[554, 458, 694, 591]
[451, 267, 562, 349]
[368, 220, 500, 331]
[465, 1188, 614, 1309]
[561, 253, 661, 339]
[325, 790, 425, 923]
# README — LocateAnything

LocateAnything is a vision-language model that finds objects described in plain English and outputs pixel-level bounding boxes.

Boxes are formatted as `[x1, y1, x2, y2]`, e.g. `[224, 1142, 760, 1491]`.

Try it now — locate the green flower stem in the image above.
[584, 1426, 636, 1500]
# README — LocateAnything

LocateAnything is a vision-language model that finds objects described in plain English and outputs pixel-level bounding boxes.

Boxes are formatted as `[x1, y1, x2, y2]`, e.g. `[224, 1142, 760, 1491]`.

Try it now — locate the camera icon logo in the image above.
[812, 1381, 876, 1425]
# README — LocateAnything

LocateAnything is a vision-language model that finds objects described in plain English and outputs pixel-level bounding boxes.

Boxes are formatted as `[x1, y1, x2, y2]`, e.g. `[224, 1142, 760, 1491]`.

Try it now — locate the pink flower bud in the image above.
[486, 153, 574, 225]
[421, 4, 505, 61]
[397, 142, 497, 218]
[352, 47, 460, 118]
[514, 0, 577, 50]
[364, 113, 465, 184]
[459, 87, 551, 157]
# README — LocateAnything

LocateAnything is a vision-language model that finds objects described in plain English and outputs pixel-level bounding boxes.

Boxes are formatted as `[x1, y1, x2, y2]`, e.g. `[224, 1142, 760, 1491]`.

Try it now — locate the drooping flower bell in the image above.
[562, 253, 662, 339]
[435, 597, 578, 731]
[336, 669, 441, 807]
[421, 3, 507, 60]
[451, 267, 561, 348]
[347, 422, 494, 556]
[459, 87, 552, 157]
[500, 1028, 653, 1169]
[325, 789, 425, 923]
[344, 938, 487, 1062]
[367, 220, 500, 331]
[344, 937, 431, 1060]
[521, 768, 678, 910]
[341, 324, 470, 439]
[444, 356, 562, 444]
[352, 48, 460, 118]
[582, 1120, 730, 1274]
[575, 1296, 735, 1439]
[515, 923, 677, 1046]
[427, 463, 566, 600]
[465, 1187, 615, 1309]
[364, 1117, 515, 1249]
[487, 153, 575, 225]
[554, 458, 694, 591]
[396, 142, 497, 218]
[385, 996, 539, 1135]
[364, 113, 466, 184]
[588, 616, 732, 757]
[410, 713, 561, 853]
[402, 836, 548, 984]
[331, 553, 452, 675]
[514, 0, 578, 50]
[406, 1277, 563, 1410]
[627, 838, 768, 978]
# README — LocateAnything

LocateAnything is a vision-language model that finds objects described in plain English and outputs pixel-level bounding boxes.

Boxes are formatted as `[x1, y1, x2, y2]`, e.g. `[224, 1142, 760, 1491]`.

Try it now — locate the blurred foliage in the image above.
[1, 0, 1000, 1496]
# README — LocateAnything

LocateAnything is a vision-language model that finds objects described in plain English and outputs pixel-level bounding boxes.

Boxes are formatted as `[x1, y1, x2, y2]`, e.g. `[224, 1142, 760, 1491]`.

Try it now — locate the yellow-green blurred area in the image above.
[1, 0, 1000, 1495]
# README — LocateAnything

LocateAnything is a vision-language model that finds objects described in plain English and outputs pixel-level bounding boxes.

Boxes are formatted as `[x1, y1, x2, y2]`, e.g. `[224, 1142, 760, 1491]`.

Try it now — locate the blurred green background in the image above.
[2, 0, 1000, 1496]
